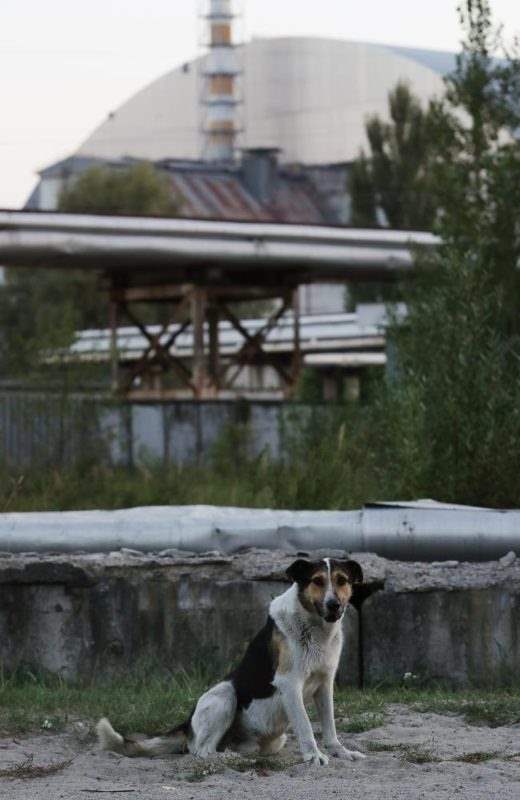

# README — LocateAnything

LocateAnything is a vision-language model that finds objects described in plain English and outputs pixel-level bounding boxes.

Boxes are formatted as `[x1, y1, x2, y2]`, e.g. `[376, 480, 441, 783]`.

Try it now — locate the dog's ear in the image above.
[338, 559, 363, 585]
[286, 559, 313, 584]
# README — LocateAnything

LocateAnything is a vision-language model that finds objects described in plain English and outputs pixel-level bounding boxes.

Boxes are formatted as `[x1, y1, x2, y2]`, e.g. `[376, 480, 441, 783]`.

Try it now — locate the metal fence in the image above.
[0, 392, 335, 469]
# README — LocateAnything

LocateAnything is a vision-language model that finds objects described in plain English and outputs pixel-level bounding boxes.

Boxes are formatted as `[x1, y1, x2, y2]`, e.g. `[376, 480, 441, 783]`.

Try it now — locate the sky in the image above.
[2, 0, 520, 208]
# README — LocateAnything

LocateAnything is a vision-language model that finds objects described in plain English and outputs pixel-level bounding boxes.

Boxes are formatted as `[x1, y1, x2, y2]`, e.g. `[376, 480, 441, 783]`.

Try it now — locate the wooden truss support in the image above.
[107, 282, 303, 400]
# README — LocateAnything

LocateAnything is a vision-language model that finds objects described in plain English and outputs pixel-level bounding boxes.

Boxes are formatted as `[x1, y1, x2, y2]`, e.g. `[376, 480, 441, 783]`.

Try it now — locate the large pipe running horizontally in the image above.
[0, 504, 519, 561]
[0, 211, 439, 275]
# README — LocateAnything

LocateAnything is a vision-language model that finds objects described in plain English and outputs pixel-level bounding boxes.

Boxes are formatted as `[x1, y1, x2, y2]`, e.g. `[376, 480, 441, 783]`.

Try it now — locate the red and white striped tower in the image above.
[200, 0, 242, 162]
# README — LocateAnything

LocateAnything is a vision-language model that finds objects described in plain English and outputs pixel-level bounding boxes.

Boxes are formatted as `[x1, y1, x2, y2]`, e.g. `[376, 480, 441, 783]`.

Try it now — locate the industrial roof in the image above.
[31, 155, 331, 225]
[163, 162, 328, 224]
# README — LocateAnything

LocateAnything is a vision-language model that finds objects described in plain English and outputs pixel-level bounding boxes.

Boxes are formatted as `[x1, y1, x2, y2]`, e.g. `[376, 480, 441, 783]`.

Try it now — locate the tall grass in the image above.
[0, 405, 384, 513]
[2, 383, 519, 513]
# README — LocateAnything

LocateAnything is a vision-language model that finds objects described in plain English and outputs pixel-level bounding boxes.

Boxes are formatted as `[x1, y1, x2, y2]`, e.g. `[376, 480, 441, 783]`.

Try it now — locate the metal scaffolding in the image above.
[108, 283, 301, 399]
[0, 211, 438, 401]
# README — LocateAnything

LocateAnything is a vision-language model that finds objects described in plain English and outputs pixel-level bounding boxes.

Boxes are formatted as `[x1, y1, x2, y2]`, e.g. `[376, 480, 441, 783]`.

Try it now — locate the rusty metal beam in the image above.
[109, 297, 119, 393]
[191, 288, 207, 398]
[107, 276, 302, 400]
[218, 295, 294, 391]
[289, 287, 302, 397]
[208, 306, 220, 391]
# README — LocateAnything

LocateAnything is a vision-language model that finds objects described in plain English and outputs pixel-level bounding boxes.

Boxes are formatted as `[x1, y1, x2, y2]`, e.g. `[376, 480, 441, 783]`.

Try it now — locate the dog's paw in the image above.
[303, 749, 329, 766]
[327, 743, 366, 761]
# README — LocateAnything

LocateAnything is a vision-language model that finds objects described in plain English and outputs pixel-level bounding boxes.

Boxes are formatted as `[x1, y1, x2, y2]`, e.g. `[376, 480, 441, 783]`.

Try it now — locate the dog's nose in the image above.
[326, 598, 341, 613]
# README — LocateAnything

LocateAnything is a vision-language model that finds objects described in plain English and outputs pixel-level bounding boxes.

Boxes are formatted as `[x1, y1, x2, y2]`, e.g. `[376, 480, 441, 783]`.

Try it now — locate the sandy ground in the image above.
[1, 706, 520, 800]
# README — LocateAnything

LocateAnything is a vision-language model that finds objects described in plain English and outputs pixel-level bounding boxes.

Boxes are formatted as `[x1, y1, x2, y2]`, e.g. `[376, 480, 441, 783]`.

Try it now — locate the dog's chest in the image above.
[300, 632, 339, 694]
[288, 615, 342, 674]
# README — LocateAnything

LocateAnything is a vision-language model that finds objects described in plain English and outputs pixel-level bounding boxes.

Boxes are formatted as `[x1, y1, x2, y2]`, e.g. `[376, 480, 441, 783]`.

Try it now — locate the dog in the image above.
[96, 557, 366, 767]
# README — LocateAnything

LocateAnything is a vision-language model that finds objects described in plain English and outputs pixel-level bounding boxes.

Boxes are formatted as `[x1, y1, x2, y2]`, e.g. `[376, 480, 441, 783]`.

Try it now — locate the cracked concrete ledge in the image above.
[0, 548, 518, 687]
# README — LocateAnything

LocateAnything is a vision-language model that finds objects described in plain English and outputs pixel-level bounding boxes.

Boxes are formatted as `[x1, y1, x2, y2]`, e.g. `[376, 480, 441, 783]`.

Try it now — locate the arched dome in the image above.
[77, 37, 452, 165]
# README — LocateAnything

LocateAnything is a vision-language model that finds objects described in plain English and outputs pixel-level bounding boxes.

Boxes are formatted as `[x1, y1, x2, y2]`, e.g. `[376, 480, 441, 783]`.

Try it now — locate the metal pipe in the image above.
[0, 504, 518, 561]
[0, 210, 439, 245]
[0, 212, 438, 276]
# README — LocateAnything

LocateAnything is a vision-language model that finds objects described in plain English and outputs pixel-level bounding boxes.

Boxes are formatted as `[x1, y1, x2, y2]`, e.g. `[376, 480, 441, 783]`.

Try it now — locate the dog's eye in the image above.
[312, 576, 325, 587]
[336, 575, 347, 586]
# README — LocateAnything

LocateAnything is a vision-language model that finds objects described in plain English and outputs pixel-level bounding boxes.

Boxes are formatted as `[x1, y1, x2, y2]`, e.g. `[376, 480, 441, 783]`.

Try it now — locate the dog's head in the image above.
[286, 557, 363, 623]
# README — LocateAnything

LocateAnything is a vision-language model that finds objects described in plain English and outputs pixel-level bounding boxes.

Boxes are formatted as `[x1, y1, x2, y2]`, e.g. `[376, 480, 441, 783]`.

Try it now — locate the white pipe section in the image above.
[0, 504, 519, 561]
[0, 212, 438, 274]
[0, 211, 439, 246]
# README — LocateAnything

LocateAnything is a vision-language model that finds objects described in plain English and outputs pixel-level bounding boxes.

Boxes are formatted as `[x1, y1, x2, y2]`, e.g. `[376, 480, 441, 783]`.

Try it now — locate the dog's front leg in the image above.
[275, 677, 328, 766]
[314, 678, 366, 761]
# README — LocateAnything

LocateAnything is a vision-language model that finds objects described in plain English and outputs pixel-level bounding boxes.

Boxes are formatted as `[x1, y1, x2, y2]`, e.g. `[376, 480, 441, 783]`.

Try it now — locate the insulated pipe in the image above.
[0, 504, 519, 561]
[0, 212, 438, 276]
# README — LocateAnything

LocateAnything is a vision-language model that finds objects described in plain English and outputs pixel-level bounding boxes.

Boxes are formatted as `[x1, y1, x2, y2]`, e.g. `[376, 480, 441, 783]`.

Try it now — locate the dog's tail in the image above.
[96, 717, 190, 757]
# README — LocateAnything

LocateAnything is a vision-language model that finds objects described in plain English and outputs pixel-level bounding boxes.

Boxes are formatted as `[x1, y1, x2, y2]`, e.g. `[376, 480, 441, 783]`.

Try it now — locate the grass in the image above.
[336, 686, 520, 729]
[3, 671, 520, 783]
[3, 668, 520, 738]
[0, 663, 210, 737]
[176, 753, 299, 782]
[364, 741, 520, 765]
[337, 711, 385, 733]
[411, 694, 520, 728]
[0, 407, 382, 514]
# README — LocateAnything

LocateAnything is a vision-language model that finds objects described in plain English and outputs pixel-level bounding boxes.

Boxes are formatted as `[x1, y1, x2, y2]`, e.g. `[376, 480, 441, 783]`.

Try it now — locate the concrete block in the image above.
[0, 562, 360, 686]
[132, 405, 164, 463]
[0, 584, 90, 679]
[164, 403, 198, 463]
[249, 404, 281, 459]
[362, 587, 520, 687]
[337, 604, 360, 687]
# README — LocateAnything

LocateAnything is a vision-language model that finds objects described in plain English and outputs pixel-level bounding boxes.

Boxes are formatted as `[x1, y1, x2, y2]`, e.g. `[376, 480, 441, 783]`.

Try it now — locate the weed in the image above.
[363, 741, 404, 753]
[338, 712, 385, 733]
[453, 751, 501, 764]
[225, 754, 297, 774]
[0, 754, 73, 780]
[413, 695, 520, 728]
[400, 746, 441, 764]
[177, 762, 225, 783]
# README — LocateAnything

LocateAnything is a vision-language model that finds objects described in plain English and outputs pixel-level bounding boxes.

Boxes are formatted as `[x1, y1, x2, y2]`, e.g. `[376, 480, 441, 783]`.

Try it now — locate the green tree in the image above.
[57, 162, 180, 217]
[350, 81, 438, 230]
[347, 82, 438, 310]
[375, 0, 520, 507]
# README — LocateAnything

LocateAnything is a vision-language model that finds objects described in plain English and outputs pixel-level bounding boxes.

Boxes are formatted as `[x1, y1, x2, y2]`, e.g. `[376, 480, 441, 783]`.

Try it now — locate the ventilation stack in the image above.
[200, 0, 242, 162]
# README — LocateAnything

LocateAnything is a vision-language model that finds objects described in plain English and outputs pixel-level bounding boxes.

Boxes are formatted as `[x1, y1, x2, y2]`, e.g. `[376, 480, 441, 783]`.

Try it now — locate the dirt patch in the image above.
[1, 705, 520, 799]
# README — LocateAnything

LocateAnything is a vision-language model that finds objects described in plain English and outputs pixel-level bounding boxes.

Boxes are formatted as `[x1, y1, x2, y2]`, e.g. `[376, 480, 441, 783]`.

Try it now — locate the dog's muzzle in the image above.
[324, 598, 343, 623]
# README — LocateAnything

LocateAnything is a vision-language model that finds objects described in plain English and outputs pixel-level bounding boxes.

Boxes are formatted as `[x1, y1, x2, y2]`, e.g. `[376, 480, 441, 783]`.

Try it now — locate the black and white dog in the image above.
[97, 557, 365, 767]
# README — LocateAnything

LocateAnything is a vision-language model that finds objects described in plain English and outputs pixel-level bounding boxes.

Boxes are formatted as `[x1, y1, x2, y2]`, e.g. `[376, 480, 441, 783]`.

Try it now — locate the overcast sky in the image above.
[2, 0, 520, 208]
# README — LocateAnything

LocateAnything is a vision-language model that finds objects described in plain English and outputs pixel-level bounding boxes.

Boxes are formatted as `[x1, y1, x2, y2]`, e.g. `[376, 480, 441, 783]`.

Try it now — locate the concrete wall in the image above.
[0, 549, 359, 685]
[362, 586, 520, 687]
[0, 393, 337, 469]
[1, 548, 519, 687]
